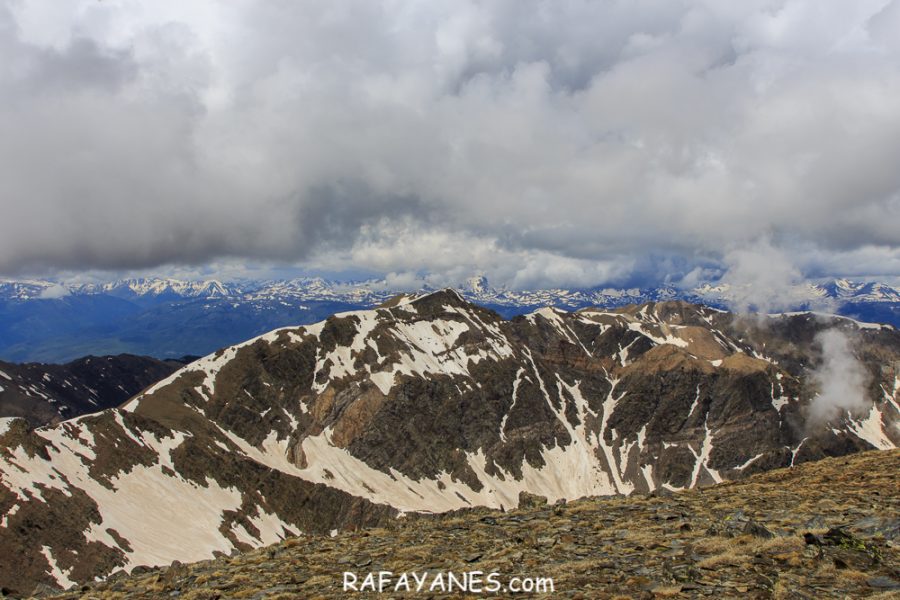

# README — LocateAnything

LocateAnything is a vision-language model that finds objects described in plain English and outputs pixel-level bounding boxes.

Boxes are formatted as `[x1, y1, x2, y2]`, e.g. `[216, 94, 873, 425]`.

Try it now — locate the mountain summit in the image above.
[1, 292, 898, 592]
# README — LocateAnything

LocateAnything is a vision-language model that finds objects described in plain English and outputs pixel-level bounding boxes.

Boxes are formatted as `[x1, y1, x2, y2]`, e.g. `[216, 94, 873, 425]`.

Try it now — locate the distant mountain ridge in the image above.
[1, 276, 898, 362]
[0, 355, 185, 426]
[4, 274, 899, 307]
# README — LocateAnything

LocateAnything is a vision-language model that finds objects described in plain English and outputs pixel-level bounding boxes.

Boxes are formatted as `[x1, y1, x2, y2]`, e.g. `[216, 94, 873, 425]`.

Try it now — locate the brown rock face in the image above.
[1, 292, 898, 593]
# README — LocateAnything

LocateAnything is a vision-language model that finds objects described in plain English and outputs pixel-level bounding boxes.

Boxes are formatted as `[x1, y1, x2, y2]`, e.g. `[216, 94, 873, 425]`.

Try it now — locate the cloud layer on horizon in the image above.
[2, 0, 900, 289]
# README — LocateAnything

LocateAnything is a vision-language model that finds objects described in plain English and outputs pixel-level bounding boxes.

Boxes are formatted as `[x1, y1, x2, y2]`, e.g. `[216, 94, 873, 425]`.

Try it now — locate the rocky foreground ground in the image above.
[23, 449, 900, 599]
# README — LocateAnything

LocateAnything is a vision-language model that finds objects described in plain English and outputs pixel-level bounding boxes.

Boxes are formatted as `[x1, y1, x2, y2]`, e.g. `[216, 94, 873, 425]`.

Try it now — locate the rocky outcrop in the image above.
[1, 292, 898, 593]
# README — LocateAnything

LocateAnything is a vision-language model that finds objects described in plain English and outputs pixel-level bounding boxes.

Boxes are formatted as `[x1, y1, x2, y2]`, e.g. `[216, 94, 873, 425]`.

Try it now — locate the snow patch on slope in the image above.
[847, 405, 896, 450]
[214, 420, 621, 514]
[0, 417, 17, 437]
[499, 368, 526, 442]
[305, 304, 515, 396]
[734, 453, 764, 471]
[0, 414, 294, 574]
[627, 322, 689, 348]
[688, 417, 721, 487]
[41, 545, 75, 589]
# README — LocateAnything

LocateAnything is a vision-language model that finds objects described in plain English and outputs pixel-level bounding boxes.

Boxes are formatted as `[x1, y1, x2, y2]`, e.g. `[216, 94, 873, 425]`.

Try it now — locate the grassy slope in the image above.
[36, 449, 900, 599]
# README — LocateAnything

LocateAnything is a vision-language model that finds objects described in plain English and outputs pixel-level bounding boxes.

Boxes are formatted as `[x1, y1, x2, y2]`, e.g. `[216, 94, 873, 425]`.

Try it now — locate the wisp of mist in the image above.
[720, 239, 872, 430]
[807, 328, 871, 428]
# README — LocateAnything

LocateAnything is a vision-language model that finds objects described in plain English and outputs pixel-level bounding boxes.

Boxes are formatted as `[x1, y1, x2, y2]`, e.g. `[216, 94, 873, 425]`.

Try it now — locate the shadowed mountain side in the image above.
[0, 355, 186, 426]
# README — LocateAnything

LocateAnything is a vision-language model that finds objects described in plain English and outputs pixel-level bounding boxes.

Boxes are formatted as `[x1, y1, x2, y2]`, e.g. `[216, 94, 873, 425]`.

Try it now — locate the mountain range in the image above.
[1, 291, 897, 593]
[1, 276, 899, 363]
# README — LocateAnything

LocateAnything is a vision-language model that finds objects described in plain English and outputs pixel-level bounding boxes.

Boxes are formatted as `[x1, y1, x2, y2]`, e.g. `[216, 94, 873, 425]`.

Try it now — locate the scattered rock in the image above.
[850, 517, 900, 541]
[867, 576, 900, 590]
[353, 556, 371, 568]
[29, 583, 63, 598]
[517, 491, 548, 509]
[744, 521, 775, 539]
[805, 515, 828, 529]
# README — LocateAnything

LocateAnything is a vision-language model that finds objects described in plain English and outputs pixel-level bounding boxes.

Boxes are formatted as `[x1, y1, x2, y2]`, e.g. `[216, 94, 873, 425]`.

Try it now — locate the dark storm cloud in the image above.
[295, 183, 434, 256]
[2, 0, 900, 287]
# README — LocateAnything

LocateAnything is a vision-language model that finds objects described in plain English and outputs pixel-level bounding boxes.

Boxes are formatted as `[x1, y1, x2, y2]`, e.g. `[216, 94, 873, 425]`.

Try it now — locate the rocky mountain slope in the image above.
[0, 356, 184, 426]
[2, 276, 899, 363]
[36, 449, 900, 599]
[1, 291, 898, 593]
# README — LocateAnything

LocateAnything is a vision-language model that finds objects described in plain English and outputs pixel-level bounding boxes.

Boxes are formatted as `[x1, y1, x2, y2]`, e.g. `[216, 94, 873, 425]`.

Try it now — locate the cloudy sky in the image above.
[2, 0, 900, 289]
